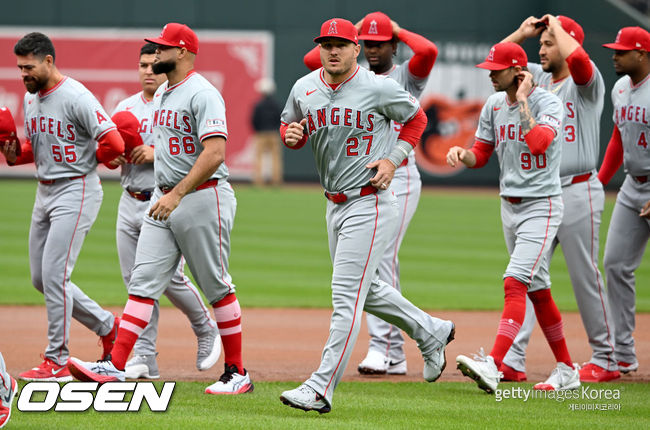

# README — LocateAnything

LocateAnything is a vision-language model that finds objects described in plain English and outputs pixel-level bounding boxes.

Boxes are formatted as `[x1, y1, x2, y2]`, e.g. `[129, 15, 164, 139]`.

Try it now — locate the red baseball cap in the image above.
[603, 26, 650, 51]
[314, 18, 359, 44]
[145, 23, 199, 54]
[557, 16, 584, 45]
[476, 42, 528, 70]
[112, 111, 143, 155]
[358, 11, 393, 41]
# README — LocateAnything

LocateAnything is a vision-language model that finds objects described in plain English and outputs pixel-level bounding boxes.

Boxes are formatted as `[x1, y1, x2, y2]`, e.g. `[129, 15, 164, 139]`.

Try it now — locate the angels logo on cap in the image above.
[369, 20, 378, 35]
[487, 47, 496, 61]
[328, 20, 338, 35]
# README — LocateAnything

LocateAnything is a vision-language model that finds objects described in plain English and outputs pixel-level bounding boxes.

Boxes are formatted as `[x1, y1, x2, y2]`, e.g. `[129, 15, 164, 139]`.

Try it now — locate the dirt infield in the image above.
[2, 306, 648, 383]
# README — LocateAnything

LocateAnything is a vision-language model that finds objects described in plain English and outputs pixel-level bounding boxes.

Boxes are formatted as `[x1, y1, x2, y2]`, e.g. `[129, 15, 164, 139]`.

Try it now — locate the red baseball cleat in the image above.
[0, 375, 17, 428]
[499, 362, 527, 382]
[19, 355, 72, 382]
[579, 363, 620, 382]
[617, 360, 639, 374]
[100, 315, 120, 360]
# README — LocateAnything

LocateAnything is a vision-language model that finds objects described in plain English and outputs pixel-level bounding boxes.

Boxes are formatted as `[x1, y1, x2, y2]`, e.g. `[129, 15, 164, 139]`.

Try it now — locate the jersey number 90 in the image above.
[169, 136, 196, 155]
[520, 152, 547, 170]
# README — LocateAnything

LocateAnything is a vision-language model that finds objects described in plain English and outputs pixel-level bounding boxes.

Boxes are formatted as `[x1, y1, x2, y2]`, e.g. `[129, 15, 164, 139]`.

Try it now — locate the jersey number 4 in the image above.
[51, 144, 77, 163]
[169, 136, 196, 155]
[346, 135, 373, 156]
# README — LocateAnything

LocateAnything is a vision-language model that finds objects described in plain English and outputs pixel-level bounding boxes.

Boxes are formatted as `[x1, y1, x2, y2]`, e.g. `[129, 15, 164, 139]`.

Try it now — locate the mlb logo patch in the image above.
[206, 118, 225, 127]
[540, 114, 561, 129]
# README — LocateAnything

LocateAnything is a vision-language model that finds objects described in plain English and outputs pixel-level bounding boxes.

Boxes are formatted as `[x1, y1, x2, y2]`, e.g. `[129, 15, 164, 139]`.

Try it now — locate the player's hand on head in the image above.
[446, 146, 466, 167]
[519, 16, 545, 38]
[390, 19, 401, 37]
[354, 18, 363, 32]
[640, 201, 650, 218]
[149, 192, 181, 221]
[540, 14, 559, 34]
[130, 145, 154, 164]
[284, 119, 307, 147]
[366, 159, 396, 190]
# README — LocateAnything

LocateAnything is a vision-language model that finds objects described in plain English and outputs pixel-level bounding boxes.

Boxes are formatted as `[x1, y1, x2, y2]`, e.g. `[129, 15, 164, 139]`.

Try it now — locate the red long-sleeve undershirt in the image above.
[96, 129, 126, 169]
[303, 46, 321, 71]
[398, 29, 438, 78]
[469, 141, 494, 168]
[565, 46, 594, 86]
[524, 125, 555, 156]
[597, 126, 624, 185]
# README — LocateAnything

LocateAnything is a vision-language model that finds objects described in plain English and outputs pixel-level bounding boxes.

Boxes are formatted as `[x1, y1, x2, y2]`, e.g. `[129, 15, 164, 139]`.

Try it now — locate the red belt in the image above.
[127, 189, 152, 201]
[503, 197, 523, 204]
[634, 175, 648, 184]
[39, 175, 86, 185]
[160, 178, 219, 195]
[571, 172, 592, 184]
[325, 184, 378, 204]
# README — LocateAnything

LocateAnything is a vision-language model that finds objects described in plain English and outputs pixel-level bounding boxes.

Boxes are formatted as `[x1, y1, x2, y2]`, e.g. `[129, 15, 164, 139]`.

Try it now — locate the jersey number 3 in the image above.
[169, 136, 196, 155]
[346, 135, 373, 156]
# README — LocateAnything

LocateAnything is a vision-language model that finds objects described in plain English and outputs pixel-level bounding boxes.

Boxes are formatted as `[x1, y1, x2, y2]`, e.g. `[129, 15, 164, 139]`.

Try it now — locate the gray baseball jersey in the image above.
[23, 77, 116, 180]
[112, 92, 215, 358]
[281, 66, 419, 192]
[152, 71, 229, 188]
[365, 59, 427, 366]
[475, 87, 564, 197]
[22, 76, 116, 365]
[503, 60, 616, 373]
[603, 73, 650, 366]
[113, 92, 156, 192]
[128, 70, 237, 306]
[282, 65, 452, 407]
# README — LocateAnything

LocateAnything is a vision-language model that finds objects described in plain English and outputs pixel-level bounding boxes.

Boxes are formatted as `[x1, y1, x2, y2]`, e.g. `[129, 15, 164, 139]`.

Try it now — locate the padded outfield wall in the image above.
[0, 0, 646, 187]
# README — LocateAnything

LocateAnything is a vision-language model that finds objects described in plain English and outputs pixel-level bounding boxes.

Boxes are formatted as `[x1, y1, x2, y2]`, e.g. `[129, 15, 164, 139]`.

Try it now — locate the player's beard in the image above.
[152, 59, 176, 75]
[23, 75, 46, 94]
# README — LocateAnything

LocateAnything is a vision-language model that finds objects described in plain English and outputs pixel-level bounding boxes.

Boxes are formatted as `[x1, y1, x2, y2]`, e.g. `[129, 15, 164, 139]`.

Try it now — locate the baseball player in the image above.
[499, 15, 619, 383]
[0, 353, 17, 428]
[67, 23, 253, 395]
[449, 42, 580, 393]
[304, 11, 438, 377]
[0, 32, 123, 381]
[599, 26, 650, 375]
[111, 43, 220, 380]
[279, 18, 454, 414]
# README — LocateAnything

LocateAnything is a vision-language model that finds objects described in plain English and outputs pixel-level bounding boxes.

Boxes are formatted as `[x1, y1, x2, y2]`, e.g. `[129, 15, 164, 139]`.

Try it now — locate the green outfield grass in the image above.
[0, 179, 648, 312]
[8, 381, 650, 429]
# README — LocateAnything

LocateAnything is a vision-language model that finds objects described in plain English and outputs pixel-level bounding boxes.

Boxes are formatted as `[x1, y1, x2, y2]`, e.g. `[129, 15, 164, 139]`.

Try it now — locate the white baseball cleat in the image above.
[196, 325, 221, 371]
[67, 357, 125, 383]
[534, 362, 580, 391]
[422, 320, 455, 382]
[456, 349, 501, 394]
[280, 384, 331, 414]
[125, 354, 160, 379]
[358, 350, 389, 375]
[204, 364, 253, 395]
[387, 359, 407, 375]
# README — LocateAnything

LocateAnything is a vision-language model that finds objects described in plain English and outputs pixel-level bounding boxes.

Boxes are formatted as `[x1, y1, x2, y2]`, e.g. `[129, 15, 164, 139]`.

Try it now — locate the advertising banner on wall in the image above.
[0, 26, 273, 179]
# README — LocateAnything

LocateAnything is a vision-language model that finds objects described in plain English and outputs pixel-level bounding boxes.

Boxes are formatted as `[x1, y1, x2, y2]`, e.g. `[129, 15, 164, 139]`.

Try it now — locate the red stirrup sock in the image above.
[110, 295, 155, 370]
[213, 293, 243, 374]
[528, 289, 573, 368]
[489, 277, 528, 368]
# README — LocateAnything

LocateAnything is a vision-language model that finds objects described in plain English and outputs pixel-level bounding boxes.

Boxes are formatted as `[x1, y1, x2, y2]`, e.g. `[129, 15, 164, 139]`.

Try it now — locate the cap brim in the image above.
[476, 61, 510, 70]
[144, 37, 178, 48]
[358, 34, 393, 41]
[314, 35, 358, 44]
[602, 42, 636, 50]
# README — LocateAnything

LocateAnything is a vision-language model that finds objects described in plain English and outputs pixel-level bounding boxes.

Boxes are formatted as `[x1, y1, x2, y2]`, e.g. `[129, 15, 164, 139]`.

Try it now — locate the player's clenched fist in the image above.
[284, 119, 307, 147]
[446, 146, 476, 168]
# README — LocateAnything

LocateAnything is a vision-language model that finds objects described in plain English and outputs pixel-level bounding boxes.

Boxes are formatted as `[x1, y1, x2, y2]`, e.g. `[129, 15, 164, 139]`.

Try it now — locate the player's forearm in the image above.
[523, 125, 554, 155]
[565, 47, 594, 86]
[398, 30, 438, 78]
[173, 137, 225, 197]
[501, 29, 527, 45]
[96, 129, 125, 163]
[518, 99, 537, 136]
[303, 46, 321, 71]
[468, 140, 493, 168]
[597, 126, 624, 185]
[549, 20, 581, 60]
